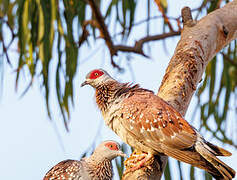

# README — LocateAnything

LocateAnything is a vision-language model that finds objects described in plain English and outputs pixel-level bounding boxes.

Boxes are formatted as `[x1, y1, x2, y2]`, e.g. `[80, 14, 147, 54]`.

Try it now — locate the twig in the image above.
[87, 0, 117, 56]
[2, 39, 12, 67]
[154, 0, 174, 32]
[0, 18, 16, 67]
[114, 31, 181, 57]
[112, 15, 179, 38]
[78, 26, 89, 48]
[87, 0, 122, 69]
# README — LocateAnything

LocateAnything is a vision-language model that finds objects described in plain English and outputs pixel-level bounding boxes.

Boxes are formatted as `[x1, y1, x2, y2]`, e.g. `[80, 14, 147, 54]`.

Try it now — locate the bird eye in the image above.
[95, 73, 98, 76]
[105, 142, 119, 150]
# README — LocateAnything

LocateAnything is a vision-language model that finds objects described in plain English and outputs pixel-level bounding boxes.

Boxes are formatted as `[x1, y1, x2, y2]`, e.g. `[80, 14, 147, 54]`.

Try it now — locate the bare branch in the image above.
[159, 1, 237, 114]
[114, 31, 181, 57]
[2, 39, 12, 66]
[78, 25, 89, 48]
[87, 0, 117, 56]
[154, 0, 174, 32]
[87, 0, 180, 68]
[0, 18, 15, 66]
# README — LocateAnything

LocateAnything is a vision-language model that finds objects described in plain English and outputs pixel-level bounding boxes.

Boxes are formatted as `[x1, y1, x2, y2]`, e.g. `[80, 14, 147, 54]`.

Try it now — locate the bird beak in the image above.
[117, 151, 127, 158]
[81, 80, 88, 87]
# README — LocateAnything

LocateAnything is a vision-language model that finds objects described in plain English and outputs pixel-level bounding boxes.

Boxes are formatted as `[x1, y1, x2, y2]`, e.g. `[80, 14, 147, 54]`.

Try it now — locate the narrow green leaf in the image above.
[40, 0, 52, 119]
[190, 166, 195, 180]
[164, 161, 171, 180]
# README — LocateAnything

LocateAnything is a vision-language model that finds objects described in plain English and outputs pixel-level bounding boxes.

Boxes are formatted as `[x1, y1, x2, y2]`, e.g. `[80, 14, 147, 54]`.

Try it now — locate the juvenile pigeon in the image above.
[81, 69, 236, 179]
[43, 140, 126, 180]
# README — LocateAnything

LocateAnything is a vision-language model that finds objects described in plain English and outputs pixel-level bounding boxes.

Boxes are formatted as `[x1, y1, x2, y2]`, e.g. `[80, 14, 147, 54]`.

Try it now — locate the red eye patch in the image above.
[89, 70, 104, 79]
[105, 142, 119, 151]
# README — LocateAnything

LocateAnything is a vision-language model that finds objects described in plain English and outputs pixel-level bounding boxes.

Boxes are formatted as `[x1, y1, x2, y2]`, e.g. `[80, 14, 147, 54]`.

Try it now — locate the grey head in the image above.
[91, 140, 127, 161]
[81, 69, 114, 88]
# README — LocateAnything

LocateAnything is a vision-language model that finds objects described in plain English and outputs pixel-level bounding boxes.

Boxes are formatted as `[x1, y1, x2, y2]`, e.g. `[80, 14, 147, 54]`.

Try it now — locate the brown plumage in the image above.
[43, 140, 126, 180]
[81, 69, 236, 180]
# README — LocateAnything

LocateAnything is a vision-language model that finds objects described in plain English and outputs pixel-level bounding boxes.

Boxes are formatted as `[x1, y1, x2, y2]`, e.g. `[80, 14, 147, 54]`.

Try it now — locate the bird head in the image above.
[81, 69, 113, 88]
[93, 140, 127, 161]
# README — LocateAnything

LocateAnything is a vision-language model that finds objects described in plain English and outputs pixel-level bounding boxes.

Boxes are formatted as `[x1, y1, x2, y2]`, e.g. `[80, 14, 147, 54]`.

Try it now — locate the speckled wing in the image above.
[43, 159, 82, 180]
[119, 91, 197, 153]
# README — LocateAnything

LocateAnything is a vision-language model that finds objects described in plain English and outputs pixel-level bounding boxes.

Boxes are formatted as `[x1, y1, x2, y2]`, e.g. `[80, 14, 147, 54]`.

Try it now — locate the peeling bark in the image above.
[122, 1, 237, 179]
[158, 1, 237, 115]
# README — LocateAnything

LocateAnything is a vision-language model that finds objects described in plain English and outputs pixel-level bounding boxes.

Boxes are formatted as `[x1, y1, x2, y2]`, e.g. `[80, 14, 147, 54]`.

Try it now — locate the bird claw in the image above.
[124, 151, 154, 174]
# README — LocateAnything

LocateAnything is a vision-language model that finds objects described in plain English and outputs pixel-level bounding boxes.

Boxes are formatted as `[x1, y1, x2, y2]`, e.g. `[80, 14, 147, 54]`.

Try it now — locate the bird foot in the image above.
[124, 151, 154, 174]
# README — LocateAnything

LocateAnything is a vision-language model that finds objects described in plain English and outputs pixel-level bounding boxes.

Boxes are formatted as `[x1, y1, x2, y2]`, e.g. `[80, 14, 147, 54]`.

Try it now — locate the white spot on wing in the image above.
[170, 133, 177, 139]
[150, 126, 155, 131]
[140, 126, 145, 133]
[130, 119, 135, 124]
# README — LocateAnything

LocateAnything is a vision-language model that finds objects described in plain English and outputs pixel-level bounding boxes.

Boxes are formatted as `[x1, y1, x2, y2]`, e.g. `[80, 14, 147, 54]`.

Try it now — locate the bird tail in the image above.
[163, 138, 235, 179]
[204, 141, 232, 156]
[195, 138, 236, 180]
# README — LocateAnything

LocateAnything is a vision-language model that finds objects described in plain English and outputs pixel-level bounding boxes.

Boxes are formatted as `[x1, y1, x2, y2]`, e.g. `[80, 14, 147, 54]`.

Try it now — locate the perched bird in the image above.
[81, 69, 236, 179]
[43, 140, 126, 180]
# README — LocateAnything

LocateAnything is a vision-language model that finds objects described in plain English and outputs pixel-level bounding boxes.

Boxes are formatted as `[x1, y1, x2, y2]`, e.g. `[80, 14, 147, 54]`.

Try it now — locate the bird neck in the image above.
[95, 81, 149, 113]
[86, 157, 113, 180]
[95, 80, 121, 112]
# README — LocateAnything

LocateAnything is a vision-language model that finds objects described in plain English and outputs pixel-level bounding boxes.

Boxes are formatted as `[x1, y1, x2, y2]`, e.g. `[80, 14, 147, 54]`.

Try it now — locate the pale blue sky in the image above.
[0, 1, 236, 180]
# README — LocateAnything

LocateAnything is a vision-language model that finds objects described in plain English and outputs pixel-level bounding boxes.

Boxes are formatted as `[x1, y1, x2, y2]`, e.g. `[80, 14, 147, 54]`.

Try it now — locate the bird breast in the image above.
[103, 101, 156, 154]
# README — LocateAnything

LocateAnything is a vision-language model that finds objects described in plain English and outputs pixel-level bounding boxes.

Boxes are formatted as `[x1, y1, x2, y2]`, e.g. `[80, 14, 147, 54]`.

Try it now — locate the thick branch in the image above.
[159, 0, 237, 114]
[123, 1, 237, 179]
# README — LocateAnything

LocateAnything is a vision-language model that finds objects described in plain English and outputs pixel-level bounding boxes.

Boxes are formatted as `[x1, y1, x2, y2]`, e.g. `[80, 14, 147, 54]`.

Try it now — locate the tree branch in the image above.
[87, 0, 122, 69]
[87, 0, 116, 56]
[154, 0, 174, 32]
[123, 1, 237, 179]
[0, 18, 15, 66]
[87, 0, 180, 69]
[159, 0, 237, 114]
[114, 31, 181, 58]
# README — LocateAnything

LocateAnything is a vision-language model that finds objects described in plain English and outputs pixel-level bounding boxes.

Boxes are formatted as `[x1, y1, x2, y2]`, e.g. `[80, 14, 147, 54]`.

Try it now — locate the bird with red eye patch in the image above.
[89, 69, 105, 79]
[104, 141, 119, 151]
[81, 69, 113, 88]
[43, 140, 126, 180]
[81, 69, 236, 180]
